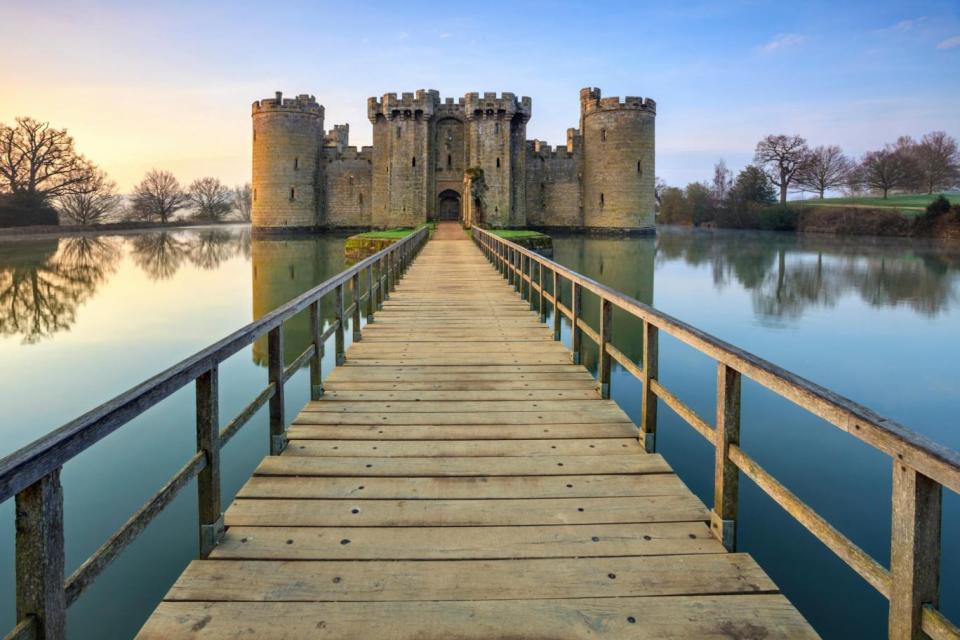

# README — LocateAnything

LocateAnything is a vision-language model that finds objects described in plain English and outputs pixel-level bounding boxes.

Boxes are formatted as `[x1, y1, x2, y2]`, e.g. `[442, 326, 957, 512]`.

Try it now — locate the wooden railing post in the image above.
[552, 270, 561, 341]
[375, 258, 384, 310]
[267, 326, 286, 455]
[712, 363, 741, 551]
[538, 263, 546, 322]
[507, 248, 514, 287]
[335, 283, 346, 365]
[599, 297, 612, 399]
[195, 367, 222, 557]
[15, 470, 66, 640]
[889, 463, 942, 640]
[571, 282, 582, 365]
[309, 301, 324, 400]
[352, 272, 362, 342]
[366, 265, 375, 322]
[528, 257, 536, 311]
[640, 321, 659, 452]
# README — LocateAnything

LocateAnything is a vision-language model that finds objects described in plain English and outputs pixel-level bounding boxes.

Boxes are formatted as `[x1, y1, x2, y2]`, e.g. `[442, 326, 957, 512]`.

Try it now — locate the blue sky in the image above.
[1, 0, 958, 190]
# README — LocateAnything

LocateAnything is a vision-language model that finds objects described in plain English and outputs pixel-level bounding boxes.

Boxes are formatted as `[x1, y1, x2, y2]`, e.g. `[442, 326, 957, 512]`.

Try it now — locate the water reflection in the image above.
[656, 229, 960, 319]
[250, 234, 348, 365]
[0, 227, 251, 343]
[0, 237, 120, 343]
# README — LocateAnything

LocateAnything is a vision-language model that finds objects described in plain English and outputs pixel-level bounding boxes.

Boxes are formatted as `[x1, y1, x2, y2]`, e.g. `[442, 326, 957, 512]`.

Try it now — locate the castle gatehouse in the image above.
[251, 88, 656, 232]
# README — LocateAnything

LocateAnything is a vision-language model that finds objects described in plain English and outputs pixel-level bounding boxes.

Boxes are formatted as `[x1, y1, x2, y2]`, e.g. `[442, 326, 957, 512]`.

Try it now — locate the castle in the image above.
[251, 88, 656, 232]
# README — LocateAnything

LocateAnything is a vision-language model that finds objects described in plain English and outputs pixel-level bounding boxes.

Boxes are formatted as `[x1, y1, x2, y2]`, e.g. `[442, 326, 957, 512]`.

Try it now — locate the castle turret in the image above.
[251, 92, 324, 230]
[367, 90, 440, 228]
[579, 88, 656, 231]
[464, 92, 532, 227]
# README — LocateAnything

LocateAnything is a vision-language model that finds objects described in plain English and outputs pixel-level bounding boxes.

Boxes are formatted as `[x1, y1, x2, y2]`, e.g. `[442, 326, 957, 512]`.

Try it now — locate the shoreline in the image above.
[0, 219, 250, 242]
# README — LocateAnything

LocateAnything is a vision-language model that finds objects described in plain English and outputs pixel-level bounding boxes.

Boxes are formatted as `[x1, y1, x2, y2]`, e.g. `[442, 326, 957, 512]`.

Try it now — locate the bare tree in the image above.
[233, 183, 252, 221]
[654, 177, 667, 208]
[129, 169, 188, 223]
[859, 146, 917, 198]
[711, 160, 732, 202]
[795, 145, 851, 199]
[56, 168, 121, 225]
[754, 134, 810, 204]
[188, 177, 233, 221]
[0, 117, 94, 206]
[915, 131, 960, 194]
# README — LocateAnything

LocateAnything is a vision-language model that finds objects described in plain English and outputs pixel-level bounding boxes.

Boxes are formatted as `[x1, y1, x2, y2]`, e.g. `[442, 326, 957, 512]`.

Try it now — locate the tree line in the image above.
[657, 130, 960, 227]
[0, 117, 252, 227]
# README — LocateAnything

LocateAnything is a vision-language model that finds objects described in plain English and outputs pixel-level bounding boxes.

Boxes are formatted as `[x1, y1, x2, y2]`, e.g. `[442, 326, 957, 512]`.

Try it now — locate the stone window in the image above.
[447, 154, 452, 169]
[637, 160, 642, 174]
[600, 192, 604, 207]
[294, 157, 299, 170]
[253, 189, 257, 202]
[601, 129, 606, 142]
[290, 187, 295, 201]
[496, 157, 501, 168]
[396, 126, 401, 139]
[495, 121, 500, 135]
[412, 157, 416, 167]
[359, 193, 363, 206]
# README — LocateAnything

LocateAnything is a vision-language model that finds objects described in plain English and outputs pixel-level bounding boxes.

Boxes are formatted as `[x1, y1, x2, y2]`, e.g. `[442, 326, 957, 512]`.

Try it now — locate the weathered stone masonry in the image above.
[251, 87, 656, 232]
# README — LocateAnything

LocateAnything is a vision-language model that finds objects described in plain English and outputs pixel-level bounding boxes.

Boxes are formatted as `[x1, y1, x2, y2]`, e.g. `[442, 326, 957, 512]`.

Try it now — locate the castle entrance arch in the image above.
[437, 190, 461, 221]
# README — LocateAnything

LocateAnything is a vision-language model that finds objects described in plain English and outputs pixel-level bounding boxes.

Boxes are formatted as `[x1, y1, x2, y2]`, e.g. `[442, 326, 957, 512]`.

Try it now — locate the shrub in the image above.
[924, 195, 951, 218]
[0, 194, 60, 227]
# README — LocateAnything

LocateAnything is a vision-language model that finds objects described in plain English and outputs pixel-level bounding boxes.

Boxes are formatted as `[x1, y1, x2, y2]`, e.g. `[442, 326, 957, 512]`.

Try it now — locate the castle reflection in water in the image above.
[0, 226, 958, 363]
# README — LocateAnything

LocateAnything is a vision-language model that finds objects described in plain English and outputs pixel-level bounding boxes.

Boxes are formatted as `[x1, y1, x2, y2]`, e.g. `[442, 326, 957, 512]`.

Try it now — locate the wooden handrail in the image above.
[473, 226, 960, 640]
[0, 225, 429, 639]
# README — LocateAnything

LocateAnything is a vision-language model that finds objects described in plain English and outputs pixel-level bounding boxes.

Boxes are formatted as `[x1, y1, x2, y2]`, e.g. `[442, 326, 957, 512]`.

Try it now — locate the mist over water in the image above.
[0, 224, 957, 638]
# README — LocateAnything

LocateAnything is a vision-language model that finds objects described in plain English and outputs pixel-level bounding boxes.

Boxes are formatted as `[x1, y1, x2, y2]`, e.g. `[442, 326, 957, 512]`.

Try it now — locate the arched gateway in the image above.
[437, 189, 461, 221]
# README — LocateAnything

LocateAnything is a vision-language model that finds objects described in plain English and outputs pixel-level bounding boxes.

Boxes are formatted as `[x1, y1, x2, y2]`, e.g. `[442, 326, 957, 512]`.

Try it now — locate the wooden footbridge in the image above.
[2, 222, 958, 639]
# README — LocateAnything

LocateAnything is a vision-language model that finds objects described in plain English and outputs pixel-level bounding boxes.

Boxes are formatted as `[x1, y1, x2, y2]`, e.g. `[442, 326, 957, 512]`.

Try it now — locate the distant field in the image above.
[793, 192, 959, 213]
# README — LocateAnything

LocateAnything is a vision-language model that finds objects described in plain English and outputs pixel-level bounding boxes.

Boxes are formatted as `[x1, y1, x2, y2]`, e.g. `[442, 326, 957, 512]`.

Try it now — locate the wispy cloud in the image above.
[875, 17, 928, 34]
[760, 33, 805, 53]
[937, 35, 960, 49]
[439, 32, 452, 39]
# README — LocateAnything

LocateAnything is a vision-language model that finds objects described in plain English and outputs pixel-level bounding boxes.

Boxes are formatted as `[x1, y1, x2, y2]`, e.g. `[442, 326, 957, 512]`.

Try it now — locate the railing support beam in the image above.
[267, 326, 286, 455]
[195, 367, 222, 557]
[599, 298, 612, 399]
[309, 301, 324, 400]
[889, 463, 942, 640]
[571, 283, 582, 365]
[15, 470, 66, 640]
[712, 363, 741, 551]
[640, 321, 658, 452]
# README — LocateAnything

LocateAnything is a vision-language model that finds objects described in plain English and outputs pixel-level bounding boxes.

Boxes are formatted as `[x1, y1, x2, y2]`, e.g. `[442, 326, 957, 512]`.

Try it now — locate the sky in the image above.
[1, 0, 958, 191]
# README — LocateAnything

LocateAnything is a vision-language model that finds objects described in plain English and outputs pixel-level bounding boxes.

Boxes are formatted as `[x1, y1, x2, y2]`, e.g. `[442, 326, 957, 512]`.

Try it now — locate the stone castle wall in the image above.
[252, 88, 655, 232]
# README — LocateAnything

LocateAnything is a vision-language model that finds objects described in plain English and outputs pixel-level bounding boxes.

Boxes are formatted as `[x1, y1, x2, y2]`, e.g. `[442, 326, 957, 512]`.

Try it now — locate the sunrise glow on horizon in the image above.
[2, 0, 958, 192]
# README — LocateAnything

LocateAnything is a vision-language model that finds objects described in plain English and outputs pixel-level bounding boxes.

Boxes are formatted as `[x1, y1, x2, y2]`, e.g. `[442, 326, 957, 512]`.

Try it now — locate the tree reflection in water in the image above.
[655, 229, 960, 320]
[0, 236, 121, 343]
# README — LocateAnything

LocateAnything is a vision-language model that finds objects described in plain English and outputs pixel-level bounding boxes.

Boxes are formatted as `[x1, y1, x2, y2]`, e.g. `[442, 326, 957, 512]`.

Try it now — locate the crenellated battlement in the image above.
[252, 91, 324, 117]
[464, 92, 532, 121]
[324, 145, 373, 161]
[579, 87, 656, 116]
[526, 139, 576, 159]
[367, 89, 440, 122]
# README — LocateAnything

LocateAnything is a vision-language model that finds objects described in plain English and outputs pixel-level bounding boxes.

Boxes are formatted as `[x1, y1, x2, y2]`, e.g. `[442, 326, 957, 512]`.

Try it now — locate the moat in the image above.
[0, 224, 958, 639]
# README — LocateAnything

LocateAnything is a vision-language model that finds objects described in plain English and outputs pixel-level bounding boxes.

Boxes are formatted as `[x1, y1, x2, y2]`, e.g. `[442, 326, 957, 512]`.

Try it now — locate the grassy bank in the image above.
[792, 192, 960, 213]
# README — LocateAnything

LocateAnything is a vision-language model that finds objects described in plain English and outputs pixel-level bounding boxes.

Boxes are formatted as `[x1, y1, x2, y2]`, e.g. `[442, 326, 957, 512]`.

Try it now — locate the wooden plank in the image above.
[286, 423, 637, 441]
[325, 368, 593, 382]
[285, 438, 642, 457]
[138, 595, 818, 640]
[235, 473, 692, 500]
[164, 554, 778, 602]
[325, 379, 598, 391]
[224, 495, 709, 527]
[299, 399, 625, 414]
[293, 410, 629, 426]
[212, 522, 722, 560]
[255, 454, 672, 477]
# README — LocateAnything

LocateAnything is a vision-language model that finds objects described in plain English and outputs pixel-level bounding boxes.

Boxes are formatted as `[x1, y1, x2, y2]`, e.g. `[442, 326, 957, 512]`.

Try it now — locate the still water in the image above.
[0, 224, 957, 638]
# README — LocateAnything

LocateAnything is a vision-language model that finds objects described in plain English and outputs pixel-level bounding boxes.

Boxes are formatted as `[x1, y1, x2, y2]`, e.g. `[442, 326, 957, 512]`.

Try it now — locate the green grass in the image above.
[353, 223, 432, 240]
[792, 192, 959, 212]
[489, 229, 549, 239]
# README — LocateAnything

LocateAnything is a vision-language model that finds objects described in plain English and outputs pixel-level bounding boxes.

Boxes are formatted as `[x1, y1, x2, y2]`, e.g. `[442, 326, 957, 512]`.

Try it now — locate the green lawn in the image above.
[489, 229, 549, 239]
[353, 223, 432, 240]
[793, 192, 959, 212]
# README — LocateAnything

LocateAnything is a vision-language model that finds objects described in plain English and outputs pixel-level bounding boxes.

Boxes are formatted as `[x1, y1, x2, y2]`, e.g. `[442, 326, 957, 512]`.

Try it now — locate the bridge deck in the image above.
[137, 223, 817, 638]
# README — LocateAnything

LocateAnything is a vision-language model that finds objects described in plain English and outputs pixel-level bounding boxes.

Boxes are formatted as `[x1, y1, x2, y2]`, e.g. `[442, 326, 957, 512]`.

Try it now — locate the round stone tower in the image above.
[579, 88, 656, 231]
[251, 92, 324, 230]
